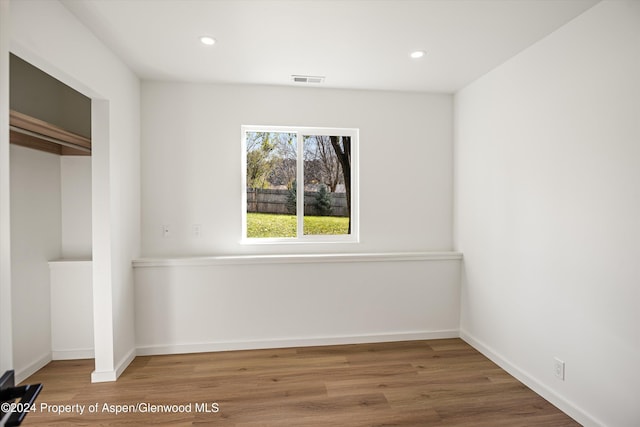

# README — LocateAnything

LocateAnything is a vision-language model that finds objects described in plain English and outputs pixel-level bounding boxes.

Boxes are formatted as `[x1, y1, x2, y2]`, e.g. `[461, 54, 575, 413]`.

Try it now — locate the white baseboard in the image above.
[15, 352, 52, 384]
[115, 347, 136, 378]
[91, 347, 136, 383]
[91, 369, 116, 383]
[460, 330, 603, 427]
[136, 330, 459, 356]
[52, 348, 94, 360]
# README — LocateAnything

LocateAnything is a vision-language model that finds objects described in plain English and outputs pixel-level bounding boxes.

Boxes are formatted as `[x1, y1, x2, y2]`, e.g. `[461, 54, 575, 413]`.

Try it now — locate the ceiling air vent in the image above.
[291, 75, 325, 84]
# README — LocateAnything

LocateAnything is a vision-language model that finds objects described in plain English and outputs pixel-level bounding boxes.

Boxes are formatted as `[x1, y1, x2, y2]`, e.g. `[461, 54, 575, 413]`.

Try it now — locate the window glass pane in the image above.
[245, 131, 297, 238]
[302, 135, 351, 235]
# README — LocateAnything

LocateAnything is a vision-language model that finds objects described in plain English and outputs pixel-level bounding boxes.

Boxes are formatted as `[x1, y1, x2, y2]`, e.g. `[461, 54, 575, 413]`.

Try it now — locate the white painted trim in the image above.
[52, 348, 95, 360]
[0, 0, 13, 375]
[15, 352, 52, 384]
[114, 347, 136, 379]
[90, 98, 114, 383]
[241, 125, 359, 244]
[48, 259, 92, 266]
[91, 346, 136, 383]
[90, 369, 116, 383]
[460, 330, 603, 427]
[136, 330, 459, 356]
[133, 251, 463, 268]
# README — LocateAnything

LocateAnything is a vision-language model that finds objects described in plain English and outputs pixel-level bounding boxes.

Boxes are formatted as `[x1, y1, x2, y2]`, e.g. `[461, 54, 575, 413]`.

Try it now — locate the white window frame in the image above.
[241, 125, 359, 244]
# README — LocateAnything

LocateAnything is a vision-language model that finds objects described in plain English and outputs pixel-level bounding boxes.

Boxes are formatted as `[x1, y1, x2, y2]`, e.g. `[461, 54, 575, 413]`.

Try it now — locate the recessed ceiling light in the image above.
[200, 36, 216, 46]
[410, 50, 425, 59]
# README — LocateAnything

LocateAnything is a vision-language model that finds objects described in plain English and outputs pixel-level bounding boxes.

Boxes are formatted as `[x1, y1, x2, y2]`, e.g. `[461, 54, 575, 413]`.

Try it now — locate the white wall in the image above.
[10, 53, 91, 138]
[141, 82, 453, 256]
[137, 81, 457, 353]
[10, 145, 61, 381]
[49, 260, 93, 360]
[454, 1, 640, 426]
[61, 156, 92, 258]
[10, 0, 140, 382]
[135, 255, 461, 355]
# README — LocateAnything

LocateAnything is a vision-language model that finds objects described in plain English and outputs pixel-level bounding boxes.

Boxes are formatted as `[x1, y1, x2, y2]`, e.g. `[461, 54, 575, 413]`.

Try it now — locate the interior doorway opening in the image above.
[9, 53, 94, 382]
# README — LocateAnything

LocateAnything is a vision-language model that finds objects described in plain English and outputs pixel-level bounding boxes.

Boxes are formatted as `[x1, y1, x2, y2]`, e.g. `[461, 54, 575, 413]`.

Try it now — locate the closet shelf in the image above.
[9, 110, 91, 156]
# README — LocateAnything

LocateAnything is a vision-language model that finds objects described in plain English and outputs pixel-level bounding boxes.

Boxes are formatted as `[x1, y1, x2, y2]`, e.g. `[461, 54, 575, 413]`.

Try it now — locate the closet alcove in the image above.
[9, 53, 94, 378]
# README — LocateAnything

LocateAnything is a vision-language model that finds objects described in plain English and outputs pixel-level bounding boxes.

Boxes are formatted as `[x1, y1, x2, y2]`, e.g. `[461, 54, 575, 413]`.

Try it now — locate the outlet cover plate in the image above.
[554, 357, 565, 380]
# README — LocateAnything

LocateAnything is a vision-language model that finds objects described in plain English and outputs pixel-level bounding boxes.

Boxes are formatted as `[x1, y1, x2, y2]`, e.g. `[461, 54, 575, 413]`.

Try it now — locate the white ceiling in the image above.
[61, 0, 599, 93]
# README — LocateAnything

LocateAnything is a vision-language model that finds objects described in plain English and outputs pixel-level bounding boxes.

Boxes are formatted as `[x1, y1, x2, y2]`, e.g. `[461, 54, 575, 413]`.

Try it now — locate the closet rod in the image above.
[9, 125, 91, 153]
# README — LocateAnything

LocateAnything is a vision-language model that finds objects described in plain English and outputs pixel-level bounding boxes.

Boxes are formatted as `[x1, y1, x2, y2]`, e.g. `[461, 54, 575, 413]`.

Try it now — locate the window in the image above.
[242, 126, 358, 243]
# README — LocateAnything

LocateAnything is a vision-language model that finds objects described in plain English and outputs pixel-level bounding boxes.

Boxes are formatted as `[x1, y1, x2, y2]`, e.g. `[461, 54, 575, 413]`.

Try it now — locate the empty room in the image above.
[0, 0, 638, 426]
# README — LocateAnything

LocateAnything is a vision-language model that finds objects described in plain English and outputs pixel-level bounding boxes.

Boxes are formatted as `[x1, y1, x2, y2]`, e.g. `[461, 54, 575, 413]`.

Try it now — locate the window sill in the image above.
[240, 235, 357, 245]
[132, 251, 463, 268]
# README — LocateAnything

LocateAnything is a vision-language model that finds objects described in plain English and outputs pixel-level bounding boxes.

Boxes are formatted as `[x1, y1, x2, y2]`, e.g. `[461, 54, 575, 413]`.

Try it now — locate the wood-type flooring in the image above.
[18, 339, 580, 426]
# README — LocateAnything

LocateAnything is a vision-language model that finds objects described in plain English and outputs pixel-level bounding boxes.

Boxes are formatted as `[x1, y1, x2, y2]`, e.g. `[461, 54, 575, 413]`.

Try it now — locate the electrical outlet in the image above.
[193, 224, 202, 237]
[554, 357, 565, 380]
[162, 224, 170, 238]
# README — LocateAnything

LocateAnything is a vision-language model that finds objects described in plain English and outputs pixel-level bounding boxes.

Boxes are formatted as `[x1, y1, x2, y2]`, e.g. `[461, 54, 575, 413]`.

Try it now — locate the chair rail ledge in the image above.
[133, 251, 463, 268]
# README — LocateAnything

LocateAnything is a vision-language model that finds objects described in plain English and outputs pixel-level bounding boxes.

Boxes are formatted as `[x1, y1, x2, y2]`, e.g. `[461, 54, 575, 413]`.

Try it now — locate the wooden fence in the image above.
[247, 188, 348, 217]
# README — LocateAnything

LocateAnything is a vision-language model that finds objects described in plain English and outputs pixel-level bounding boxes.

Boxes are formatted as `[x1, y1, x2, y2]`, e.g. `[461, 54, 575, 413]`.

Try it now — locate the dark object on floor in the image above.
[0, 370, 42, 426]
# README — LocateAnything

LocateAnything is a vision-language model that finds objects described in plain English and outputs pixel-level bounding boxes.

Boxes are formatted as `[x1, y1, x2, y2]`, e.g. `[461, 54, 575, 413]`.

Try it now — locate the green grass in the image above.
[247, 213, 297, 238]
[303, 215, 350, 236]
[247, 213, 349, 238]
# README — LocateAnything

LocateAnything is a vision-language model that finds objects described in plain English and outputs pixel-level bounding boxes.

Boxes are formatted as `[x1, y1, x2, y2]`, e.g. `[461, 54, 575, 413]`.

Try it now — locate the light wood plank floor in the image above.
[19, 339, 579, 426]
